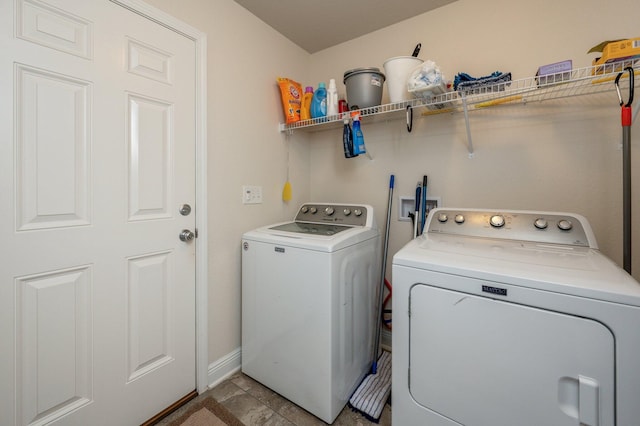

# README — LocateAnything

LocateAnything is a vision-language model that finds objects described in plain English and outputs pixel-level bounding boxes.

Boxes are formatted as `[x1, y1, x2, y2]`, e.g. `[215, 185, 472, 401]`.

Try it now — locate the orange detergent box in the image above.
[593, 37, 640, 73]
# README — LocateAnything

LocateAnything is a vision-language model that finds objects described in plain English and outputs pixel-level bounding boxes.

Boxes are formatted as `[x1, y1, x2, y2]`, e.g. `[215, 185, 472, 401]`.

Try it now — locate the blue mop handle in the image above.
[414, 185, 421, 238]
[420, 176, 428, 233]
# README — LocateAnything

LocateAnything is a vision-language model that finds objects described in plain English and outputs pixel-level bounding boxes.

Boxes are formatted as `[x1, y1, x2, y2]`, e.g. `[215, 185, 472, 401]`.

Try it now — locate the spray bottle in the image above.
[351, 111, 366, 155]
[342, 117, 357, 158]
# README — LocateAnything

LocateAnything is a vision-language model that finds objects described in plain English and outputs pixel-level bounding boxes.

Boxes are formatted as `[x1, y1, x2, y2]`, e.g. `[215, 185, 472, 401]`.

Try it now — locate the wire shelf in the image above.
[279, 61, 639, 132]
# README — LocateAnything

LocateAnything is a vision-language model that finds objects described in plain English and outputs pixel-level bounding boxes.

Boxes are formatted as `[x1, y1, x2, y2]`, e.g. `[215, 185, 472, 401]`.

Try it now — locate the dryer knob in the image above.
[455, 214, 465, 224]
[354, 209, 363, 217]
[310, 207, 317, 214]
[437, 213, 448, 223]
[557, 219, 573, 231]
[324, 207, 335, 216]
[534, 218, 548, 229]
[343, 208, 351, 216]
[490, 215, 505, 228]
[301, 206, 309, 214]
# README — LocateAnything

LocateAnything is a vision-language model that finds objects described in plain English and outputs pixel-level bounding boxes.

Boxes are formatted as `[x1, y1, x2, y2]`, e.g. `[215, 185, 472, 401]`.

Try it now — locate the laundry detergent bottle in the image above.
[351, 111, 366, 155]
[327, 79, 338, 117]
[300, 86, 314, 120]
[310, 82, 327, 119]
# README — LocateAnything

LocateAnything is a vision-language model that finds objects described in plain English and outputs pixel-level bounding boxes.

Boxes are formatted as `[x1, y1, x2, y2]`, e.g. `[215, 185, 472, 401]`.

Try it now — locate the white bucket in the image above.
[383, 56, 424, 103]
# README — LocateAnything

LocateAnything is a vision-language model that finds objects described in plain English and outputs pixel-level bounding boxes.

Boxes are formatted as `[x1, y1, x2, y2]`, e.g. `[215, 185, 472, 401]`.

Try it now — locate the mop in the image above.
[349, 174, 394, 422]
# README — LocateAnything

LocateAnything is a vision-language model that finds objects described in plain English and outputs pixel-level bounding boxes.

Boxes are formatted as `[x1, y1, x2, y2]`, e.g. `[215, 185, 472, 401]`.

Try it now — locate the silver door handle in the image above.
[179, 229, 195, 242]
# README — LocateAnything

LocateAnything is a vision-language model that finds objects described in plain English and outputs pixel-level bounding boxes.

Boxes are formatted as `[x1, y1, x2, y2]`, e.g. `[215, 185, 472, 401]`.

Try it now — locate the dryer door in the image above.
[409, 284, 614, 426]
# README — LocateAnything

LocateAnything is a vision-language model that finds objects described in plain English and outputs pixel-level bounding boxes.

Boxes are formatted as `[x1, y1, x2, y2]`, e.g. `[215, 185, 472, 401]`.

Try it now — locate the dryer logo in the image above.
[482, 285, 507, 296]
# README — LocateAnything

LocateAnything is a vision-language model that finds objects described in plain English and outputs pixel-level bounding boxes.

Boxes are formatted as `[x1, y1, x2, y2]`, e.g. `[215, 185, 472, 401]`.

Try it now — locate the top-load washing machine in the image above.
[392, 208, 640, 426]
[241, 203, 380, 424]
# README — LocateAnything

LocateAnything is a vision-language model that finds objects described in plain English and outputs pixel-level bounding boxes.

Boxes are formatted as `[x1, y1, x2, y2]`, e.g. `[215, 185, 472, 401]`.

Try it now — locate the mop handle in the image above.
[615, 67, 634, 274]
[372, 174, 394, 374]
[414, 185, 421, 238]
[420, 176, 428, 233]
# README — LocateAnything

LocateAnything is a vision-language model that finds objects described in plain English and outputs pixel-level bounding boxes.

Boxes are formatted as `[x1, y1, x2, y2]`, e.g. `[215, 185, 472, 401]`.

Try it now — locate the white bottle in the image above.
[327, 78, 338, 117]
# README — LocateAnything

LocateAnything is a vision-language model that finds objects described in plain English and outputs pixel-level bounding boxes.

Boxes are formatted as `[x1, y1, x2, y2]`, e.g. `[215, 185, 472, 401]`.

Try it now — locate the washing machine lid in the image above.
[243, 221, 378, 252]
[242, 203, 379, 252]
[268, 222, 351, 236]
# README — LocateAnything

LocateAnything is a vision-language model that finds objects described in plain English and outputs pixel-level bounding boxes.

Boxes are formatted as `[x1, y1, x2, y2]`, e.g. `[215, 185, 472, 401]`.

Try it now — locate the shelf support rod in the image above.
[461, 93, 475, 158]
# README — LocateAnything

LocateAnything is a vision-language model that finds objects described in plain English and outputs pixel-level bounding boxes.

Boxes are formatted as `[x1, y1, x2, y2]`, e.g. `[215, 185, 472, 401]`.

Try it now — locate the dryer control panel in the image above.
[426, 208, 596, 248]
[295, 204, 372, 227]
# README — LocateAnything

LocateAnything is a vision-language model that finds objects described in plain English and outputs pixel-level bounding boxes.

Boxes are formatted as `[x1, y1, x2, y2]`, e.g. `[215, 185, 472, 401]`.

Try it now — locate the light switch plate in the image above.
[242, 185, 263, 204]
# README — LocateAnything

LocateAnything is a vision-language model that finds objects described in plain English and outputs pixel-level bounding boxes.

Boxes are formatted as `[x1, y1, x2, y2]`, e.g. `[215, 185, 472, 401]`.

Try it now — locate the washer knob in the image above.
[438, 213, 448, 223]
[354, 209, 362, 217]
[558, 219, 573, 231]
[454, 214, 465, 224]
[343, 208, 351, 216]
[309, 207, 317, 214]
[324, 207, 335, 216]
[490, 215, 505, 228]
[301, 206, 309, 214]
[534, 218, 548, 229]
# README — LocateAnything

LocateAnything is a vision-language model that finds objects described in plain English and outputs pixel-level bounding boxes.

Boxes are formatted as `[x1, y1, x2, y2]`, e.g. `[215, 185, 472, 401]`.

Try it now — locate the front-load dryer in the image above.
[242, 203, 380, 424]
[392, 208, 640, 426]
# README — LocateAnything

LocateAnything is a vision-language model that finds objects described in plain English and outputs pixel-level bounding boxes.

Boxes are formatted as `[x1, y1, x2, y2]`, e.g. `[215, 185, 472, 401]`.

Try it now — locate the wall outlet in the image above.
[399, 195, 441, 221]
[242, 185, 263, 204]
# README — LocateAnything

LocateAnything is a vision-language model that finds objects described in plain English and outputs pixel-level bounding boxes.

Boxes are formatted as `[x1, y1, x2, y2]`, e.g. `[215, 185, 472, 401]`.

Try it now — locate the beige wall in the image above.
[306, 0, 640, 289]
[145, 0, 640, 367]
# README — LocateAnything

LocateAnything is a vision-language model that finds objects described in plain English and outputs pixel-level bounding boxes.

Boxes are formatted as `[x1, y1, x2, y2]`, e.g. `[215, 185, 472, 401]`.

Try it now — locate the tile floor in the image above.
[156, 371, 391, 426]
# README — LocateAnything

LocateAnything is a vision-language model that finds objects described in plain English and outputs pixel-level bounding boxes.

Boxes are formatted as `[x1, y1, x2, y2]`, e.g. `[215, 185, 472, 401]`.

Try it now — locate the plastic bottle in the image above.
[327, 79, 338, 117]
[300, 86, 314, 120]
[342, 118, 357, 158]
[351, 111, 366, 155]
[310, 82, 327, 119]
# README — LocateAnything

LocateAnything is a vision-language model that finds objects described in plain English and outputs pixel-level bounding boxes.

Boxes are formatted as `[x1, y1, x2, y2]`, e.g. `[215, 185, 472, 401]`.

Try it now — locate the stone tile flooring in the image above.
[156, 371, 391, 426]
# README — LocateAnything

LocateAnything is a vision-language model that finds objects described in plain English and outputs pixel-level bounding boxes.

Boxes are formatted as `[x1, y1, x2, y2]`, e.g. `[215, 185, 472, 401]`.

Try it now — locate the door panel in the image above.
[409, 284, 615, 426]
[15, 266, 93, 426]
[1, 1, 197, 424]
[15, 64, 91, 230]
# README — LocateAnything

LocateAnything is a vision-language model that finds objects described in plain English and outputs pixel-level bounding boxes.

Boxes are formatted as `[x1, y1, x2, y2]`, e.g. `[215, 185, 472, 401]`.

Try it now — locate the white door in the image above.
[0, 1, 198, 425]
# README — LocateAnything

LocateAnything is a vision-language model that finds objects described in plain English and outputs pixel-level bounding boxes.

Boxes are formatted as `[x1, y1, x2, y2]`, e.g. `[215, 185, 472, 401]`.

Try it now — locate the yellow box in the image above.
[602, 38, 640, 61]
[592, 37, 640, 73]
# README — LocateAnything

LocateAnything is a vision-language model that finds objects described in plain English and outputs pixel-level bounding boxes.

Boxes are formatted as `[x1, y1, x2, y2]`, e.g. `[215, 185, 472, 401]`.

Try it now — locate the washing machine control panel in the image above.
[428, 208, 595, 247]
[296, 204, 371, 227]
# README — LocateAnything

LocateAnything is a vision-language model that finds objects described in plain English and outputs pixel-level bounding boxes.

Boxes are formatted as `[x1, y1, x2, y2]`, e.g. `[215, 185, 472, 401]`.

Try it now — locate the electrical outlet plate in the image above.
[399, 196, 441, 221]
[242, 185, 263, 204]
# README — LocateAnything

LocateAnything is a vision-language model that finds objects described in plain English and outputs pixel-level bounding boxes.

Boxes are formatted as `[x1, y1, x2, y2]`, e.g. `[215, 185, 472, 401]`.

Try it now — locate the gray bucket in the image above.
[343, 67, 385, 109]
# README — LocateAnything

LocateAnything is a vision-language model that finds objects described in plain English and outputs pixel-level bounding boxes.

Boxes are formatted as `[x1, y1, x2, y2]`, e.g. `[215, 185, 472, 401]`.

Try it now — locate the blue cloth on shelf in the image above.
[453, 71, 512, 94]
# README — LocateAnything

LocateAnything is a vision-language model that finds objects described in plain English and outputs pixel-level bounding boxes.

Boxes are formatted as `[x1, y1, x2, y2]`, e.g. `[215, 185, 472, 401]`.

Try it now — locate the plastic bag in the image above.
[407, 60, 447, 99]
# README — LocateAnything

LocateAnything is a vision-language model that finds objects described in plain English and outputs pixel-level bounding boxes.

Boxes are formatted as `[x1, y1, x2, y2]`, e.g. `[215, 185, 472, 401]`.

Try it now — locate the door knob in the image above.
[179, 229, 196, 242]
[179, 204, 191, 216]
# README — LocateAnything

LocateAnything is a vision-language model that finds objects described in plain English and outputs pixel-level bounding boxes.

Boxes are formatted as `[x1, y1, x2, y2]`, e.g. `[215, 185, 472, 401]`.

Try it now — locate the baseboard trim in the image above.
[207, 347, 242, 389]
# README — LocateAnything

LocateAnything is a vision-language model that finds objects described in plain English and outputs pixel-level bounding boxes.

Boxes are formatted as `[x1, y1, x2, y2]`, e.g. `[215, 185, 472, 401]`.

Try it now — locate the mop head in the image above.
[348, 351, 391, 422]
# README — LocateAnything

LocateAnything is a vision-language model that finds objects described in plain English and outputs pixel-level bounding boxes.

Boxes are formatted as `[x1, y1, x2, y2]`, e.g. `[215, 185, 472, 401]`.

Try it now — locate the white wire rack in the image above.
[279, 61, 639, 153]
